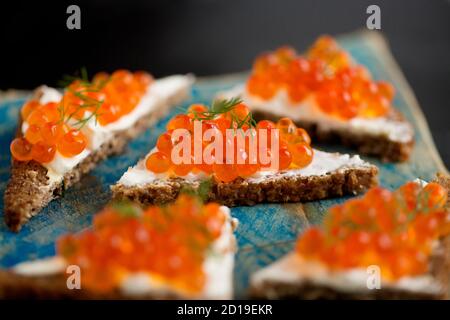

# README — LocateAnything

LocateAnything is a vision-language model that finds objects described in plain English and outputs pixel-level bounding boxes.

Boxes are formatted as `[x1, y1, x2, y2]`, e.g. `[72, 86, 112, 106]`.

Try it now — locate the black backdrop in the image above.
[1, 0, 449, 167]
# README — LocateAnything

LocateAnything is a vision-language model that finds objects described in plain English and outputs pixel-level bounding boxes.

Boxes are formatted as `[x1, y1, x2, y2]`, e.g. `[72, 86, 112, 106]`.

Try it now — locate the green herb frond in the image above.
[180, 179, 213, 203]
[189, 97, 257, 132]
[210, 97, 243, 114]
[57, 68, 111, 130]
[111, 200, 142, 218]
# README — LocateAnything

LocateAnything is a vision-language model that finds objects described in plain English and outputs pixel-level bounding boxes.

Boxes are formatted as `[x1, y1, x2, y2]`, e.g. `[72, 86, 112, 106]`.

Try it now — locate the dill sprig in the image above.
[64, 87, 103, 129]
[111, 200, 142, 218]
[58, 67, 90, 88]
[57, 68, 111, 130]
[190, 97, 257, 131]
[180, 179, 213, 203]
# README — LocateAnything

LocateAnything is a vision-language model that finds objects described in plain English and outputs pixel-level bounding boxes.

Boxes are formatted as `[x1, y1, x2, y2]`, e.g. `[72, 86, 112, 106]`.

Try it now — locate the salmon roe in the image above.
[145, 102, 313, 182]
[246, 35, 394, 120]
[11, 70, 153, 164]
[10, 138, 33, 161]
[57, 195, 226, 293]
[296, 181, 449, 281]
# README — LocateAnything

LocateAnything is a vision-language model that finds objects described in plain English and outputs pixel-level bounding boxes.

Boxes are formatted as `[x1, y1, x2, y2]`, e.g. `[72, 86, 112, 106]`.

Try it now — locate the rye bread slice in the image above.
[0, 213, 238, 299]
[111, 151, 378, 207]
[249, 174, 450, 300]
[0, 269, 182, 299]
[3, 84, 190, 232]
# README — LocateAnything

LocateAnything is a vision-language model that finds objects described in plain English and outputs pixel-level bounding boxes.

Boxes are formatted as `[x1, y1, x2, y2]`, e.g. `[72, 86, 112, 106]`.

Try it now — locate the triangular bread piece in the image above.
[4, 74, 193, 231]
[218, 36, 414, 162]
[112, 148, 378, 207]
[0, 204, 237, 299]
[249, 175, 450, 300]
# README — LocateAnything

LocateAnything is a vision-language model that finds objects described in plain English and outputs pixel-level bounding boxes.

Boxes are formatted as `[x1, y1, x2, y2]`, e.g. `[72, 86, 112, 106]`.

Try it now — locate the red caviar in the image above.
[246, 35, 394, 120]
[10, 138, 33, 161]
[145, 102, 314, 182]
[11, 70, 153, 164]
[296, 181, 449, 281]
[146, 152, 171, 173]
[24, 124, 43, 144]
[57, 129, 87, 157]
[62, 70, 152, 126]
[57, 195, 226, 293]
[31, 142, 56, 163]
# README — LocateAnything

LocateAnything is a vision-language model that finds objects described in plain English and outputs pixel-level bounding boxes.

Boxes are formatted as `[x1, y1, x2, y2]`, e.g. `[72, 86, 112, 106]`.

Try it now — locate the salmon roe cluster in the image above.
[145, 102, 313, 182]
[296, 182, 449, 281]
[66, 70, 153, 126]
[57, 195, 226, 293]
[246, 35, 395, 120]
[10, 70, 153, 163]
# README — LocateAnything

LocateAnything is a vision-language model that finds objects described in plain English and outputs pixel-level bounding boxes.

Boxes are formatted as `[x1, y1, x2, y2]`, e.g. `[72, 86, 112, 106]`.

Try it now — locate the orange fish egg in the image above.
[167, 114, 192, 131]
[278, 147, 292, 170]
[289, 142, 314, 167]
[24, 124, 43, 144]
[145, 152, 171, 173]
[187, 104, 208, 119]
[40, 123, 67, 145]
[156, 132, 173, 156]
[21, 100, 40, 120]
[10, 138, 33, 161]
[57, 129, 87, 157]
[31, 142, 56, 163]
[134, 71, 153, 88]
[213, 163, 239, 183]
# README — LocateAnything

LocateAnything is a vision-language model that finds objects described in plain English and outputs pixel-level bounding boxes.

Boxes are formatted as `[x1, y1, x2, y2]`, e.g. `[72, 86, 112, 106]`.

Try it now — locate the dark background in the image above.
[0, 0, 449, 167]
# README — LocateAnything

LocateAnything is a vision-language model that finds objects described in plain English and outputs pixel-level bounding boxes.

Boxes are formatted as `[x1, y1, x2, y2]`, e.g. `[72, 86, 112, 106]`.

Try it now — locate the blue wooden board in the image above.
[0, 31, 447, 298]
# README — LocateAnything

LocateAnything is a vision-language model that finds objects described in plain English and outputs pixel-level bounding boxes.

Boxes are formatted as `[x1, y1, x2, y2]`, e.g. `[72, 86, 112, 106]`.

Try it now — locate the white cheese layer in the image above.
[22, 75, 193, 184]
[220, 85, 414, 143]
[12, 206, 237, 299]
[36, 86, 63, 105]
[13, 256, 66, 277]
[117, 149, 371, 186]
[251, 253, 442, 296]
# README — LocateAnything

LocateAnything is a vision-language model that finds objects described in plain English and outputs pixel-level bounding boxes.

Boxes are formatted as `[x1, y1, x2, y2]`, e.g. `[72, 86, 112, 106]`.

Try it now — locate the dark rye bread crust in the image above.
[0, 271, 182, 300]
[249, 173, 450, 300]
[252, 109, 414, 162]
[111, 166, 378, 207]
[4, 89, 189, 232]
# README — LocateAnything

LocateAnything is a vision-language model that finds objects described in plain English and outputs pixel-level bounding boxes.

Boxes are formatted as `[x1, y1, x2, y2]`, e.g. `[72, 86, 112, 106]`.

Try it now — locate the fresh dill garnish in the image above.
[58, 67, 88, 88]
[56, 68, 111, 130]
[111, 201, 142, 218]
[180, 178, 213, 203]
[190, 97, 257, 131]
[210, 97, 243, 114]
[197, 179, 213, 202]
[80, 67, 89, 83]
